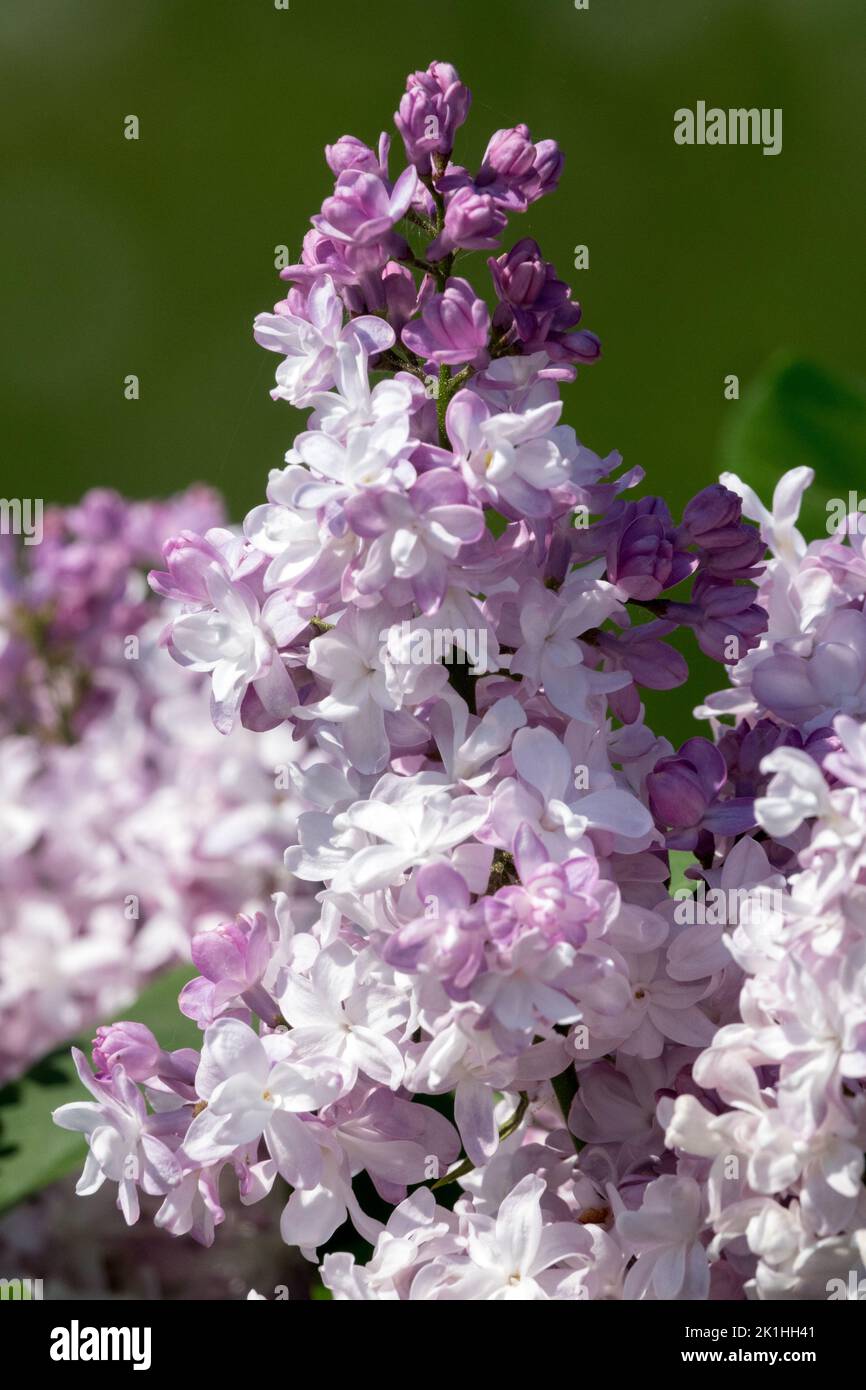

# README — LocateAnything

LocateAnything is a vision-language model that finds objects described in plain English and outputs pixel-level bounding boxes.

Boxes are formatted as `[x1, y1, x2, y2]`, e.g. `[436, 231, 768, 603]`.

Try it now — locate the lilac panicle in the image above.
[47, 61, 866, 1307]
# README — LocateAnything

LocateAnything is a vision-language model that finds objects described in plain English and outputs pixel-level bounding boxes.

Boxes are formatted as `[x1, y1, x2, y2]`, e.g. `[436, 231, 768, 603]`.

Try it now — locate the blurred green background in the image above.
[2, 0, 865, 730]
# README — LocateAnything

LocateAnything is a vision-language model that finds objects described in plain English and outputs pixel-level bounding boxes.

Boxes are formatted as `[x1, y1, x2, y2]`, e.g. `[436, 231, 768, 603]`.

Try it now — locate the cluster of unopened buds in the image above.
[54, 62, 866, 1300]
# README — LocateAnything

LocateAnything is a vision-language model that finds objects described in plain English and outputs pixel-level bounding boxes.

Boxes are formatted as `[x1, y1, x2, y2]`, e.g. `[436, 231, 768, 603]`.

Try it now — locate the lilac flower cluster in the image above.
[0, 489, 315, 1080]
[53, 64, 865, 1300]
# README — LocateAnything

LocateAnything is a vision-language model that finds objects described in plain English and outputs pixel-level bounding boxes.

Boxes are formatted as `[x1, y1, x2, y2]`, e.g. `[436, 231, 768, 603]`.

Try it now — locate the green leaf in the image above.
[668, 850, 697, 897]
[719, 354, 866, 538]
[0, 964, 197, 1216]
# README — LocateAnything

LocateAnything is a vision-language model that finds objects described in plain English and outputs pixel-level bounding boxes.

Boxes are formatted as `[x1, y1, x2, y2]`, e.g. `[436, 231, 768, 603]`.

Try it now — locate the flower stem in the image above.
[551, 1064, 585, 1153]
[430, 1092, 530, 1189]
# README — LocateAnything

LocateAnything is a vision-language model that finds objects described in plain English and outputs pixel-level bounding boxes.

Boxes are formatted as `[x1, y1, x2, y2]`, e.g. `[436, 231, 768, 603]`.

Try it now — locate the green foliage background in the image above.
[2, 0, 864, 518]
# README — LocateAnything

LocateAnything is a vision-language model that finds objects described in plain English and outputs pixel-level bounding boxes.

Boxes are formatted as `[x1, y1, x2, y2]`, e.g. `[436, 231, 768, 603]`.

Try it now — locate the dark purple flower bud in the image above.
[607, 515, 673, 599]
[595, 621, 688, 724]
[701, 797, 760, 835]
[488, 240, 600, 363]
[606, 503, 697, 600]
[92, 1022, 162, 1081]
[719, 717, 786, 792]
[669, 575, 767, 662]
[402, 276, 490, 367]
[648, 753, 716, 830]
[680, 486, 765, 578]
[427, 187, 507, 260]
[696, 524, 766, 577]
[596, 620, 689, 691]
[682, 485, 742, 537]
[718, 718, 838, 798]
[394, 61, 471, 170]
[489, 238, 551, 311]
[556, 327, 602, 364]
[534, 294, 599, 364]
[648, 737, 754, 845]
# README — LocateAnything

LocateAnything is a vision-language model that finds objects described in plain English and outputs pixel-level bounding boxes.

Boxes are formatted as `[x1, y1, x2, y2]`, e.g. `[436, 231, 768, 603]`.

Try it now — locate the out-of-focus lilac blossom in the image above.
[0, 487, 316, 1081]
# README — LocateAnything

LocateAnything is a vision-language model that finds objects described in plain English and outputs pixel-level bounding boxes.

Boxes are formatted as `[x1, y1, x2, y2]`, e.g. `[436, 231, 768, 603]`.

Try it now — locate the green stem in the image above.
[632, 598, 669, 617]
[379, 349, 427, 382]
[436, 364, 450, 446]
[406, 209, 437, 238]
[435, 364, 472, 449]
[431, 1092, 530, 1189]
[551, 1064, 585, 1153]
